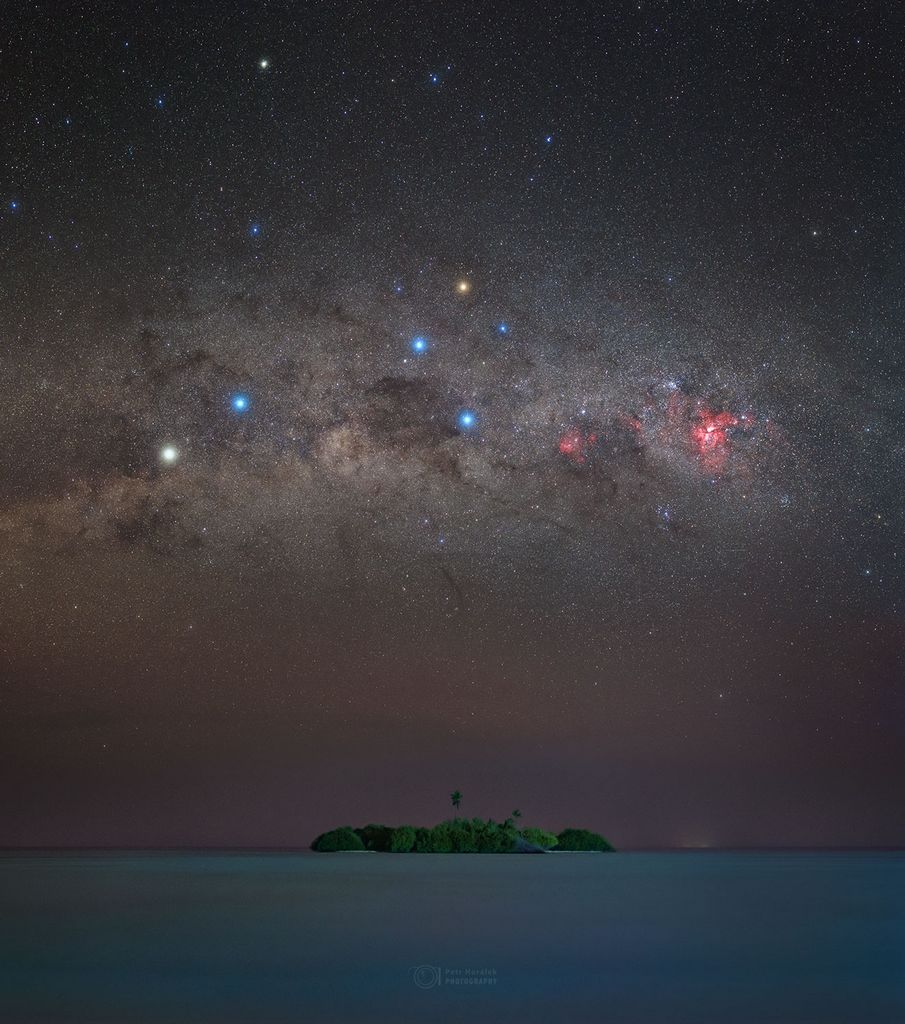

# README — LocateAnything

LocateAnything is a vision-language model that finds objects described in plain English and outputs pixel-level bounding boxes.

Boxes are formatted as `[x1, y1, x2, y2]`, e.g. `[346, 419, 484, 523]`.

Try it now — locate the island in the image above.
[310, 794, 614, 853]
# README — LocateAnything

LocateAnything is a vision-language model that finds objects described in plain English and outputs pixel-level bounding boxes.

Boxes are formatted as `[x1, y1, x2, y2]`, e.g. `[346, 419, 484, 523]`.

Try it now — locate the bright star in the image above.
[249, 223, 261, 237]
[231, 393, 250, 412]
[497, 321, 509, 334]
[259, 58, 270, 70]
[411, 336, 428, 354]
[457, 409, 477, 431]
[159, 445, 179, 464]
[455, 279, 472, 295]
[544, 134, 553, 144]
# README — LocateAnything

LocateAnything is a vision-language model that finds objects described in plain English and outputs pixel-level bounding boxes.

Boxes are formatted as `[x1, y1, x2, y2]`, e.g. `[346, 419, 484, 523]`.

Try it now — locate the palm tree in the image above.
[451, 790, 462, 811]
[512, 809, 522, 821]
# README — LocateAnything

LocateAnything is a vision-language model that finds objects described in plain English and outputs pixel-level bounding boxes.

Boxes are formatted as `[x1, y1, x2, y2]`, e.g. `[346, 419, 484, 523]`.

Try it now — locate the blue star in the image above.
[411, 335, 428, 354]
[457, 409, 477, 431]
[155, 95, 166, 108]
[9, 200, 19, 212]
[429, 72, 439, 85]
[496, 321, 509, 335]
[544, 134, 553, 144]
[249, 223, 261, 237]
[230, 393, 250, 413]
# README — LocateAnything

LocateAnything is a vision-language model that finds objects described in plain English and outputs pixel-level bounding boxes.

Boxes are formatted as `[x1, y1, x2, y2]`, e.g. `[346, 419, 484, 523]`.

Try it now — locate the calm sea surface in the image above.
[0, 851, 903, 1023]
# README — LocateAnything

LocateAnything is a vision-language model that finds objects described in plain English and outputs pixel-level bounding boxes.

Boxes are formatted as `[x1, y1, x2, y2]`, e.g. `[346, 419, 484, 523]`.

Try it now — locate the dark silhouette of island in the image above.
[311, 793, 614, 853]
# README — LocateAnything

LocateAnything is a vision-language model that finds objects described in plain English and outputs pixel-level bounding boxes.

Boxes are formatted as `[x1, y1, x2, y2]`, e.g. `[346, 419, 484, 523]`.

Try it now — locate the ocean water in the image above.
[0, 851, 903, 1023]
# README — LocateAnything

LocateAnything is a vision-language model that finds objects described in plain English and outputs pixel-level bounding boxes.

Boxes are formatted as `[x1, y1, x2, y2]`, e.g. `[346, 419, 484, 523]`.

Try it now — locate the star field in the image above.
[1, 1, 903, 848]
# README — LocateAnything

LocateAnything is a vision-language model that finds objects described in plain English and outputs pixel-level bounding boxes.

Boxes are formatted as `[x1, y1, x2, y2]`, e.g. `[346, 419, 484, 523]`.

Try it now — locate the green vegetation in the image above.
[520, 827, 559, 849]
[310, 792, 613, 853]
[311, 812, 613, 853]
[556, 828, 614, 852]
[389, 825, 416, 852]
[310, 826, 365, 852]
[409, 818, 519, 853]
[354, 824, 393, 851]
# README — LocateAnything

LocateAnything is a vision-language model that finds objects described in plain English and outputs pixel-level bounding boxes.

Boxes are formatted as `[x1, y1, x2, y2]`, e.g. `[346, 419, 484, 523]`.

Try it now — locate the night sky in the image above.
[2, 1, 903, 849]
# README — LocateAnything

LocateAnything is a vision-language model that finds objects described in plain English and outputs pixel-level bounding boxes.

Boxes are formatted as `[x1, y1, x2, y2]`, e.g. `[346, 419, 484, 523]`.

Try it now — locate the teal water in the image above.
[1, 851, 903, 1023]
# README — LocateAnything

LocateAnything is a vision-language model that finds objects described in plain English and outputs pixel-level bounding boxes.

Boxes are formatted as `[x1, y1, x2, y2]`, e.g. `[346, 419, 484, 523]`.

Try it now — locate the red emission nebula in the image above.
[558, 427, 599, 464]
[558, 389, 755, 473]
[691, 408, 741, 470]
